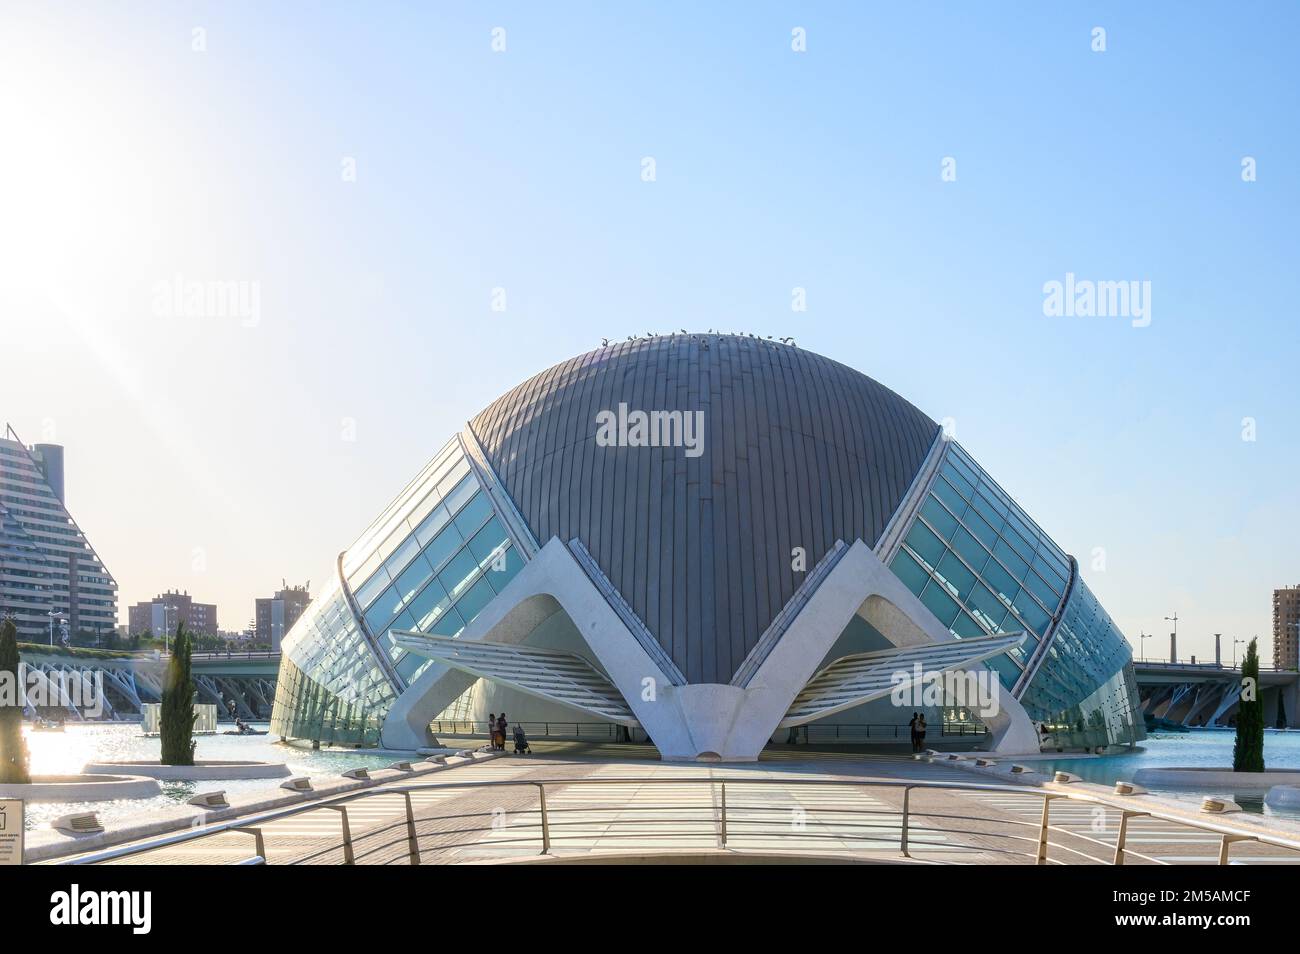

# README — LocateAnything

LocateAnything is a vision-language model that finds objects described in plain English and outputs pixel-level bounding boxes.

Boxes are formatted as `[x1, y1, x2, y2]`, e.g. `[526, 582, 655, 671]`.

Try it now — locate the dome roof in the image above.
[468, 335, 938, 683]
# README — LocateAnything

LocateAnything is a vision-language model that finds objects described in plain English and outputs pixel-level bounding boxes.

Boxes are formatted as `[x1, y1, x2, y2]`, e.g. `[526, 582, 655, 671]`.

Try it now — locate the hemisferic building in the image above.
[270, 335, 1144, 761]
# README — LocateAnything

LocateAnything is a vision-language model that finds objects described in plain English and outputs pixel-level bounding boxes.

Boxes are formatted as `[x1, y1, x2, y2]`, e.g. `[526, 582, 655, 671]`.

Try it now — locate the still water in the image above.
[20, 723, 407, 831]
[1034, 728, 1300, 818]
[17, 724, 1300, 832]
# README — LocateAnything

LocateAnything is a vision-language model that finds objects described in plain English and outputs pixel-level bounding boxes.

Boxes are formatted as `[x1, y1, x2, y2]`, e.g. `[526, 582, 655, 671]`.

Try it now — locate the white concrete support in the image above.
[382, 536, 1041, 759]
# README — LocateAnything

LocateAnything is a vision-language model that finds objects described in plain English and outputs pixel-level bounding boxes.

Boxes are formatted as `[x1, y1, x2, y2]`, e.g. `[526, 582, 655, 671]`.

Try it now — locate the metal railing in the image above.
[427, 720, 987, 742]
[59, 774, 1300, 867]
[186, 651, 281, 661]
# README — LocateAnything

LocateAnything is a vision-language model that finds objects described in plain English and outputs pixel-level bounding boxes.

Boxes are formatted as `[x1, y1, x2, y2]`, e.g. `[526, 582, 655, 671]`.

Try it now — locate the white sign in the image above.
[0, 799, 23, 865]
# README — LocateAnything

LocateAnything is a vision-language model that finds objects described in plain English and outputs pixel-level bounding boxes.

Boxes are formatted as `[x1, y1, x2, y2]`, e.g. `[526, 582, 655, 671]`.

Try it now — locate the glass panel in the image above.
[920, 496, 958, 541]
[454, 576, 496, 625]
[382, 532, 422, 580]
[382, 611, 416, 645]
[940, 462, 974, 500]
[968, 583, 1008, 633]
[487, 547, 524, 592]
[949, 526, 988, 574]
[930, 475, 968, 515]
[945, 451, 980, 489]
[413, 503, 452, 548]
[438, 548, 480, 601]
[353, 569, 391, 611]
[963, 507, 999, 549]
[435, 458, 472, 498]
[951, 611, 985, 638]
[394, 553, 434, 606]
[968, 491, 1004, 534]
[1032, 552, 1068, 597]
[976, 484, 1009, 519]
[453, 492, 494, 537]
[904, 521, 945, 570]
[408, 579, 451, 631]
[363, 585, 403, 635]
[982, 559, 1019, 608]
[992, 538, 1029, 579]
[935, 550, 977, 601]
[427, 606, 464, 637]
[920, 580, 960, 628]
[1024, 568, 1060, 612]
[1004, 509, 1038, 552]
[890, 549, 930, 596]
[467, 517, 508, 564]
[1013, 588, 1051, 635]
[442, 474, 478, 517]
[986, 653, 1023, 691]
[1001, 523, 1036, 564]
[395, 651, 427, 682]
[421, 523, 464, 575]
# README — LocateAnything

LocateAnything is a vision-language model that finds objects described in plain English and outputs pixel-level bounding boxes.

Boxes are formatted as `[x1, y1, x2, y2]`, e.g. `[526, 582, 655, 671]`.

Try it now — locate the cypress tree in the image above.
[0, 618, 31, 784]
[160, 622, 197, 766]
[1233, 637, 1265, 773]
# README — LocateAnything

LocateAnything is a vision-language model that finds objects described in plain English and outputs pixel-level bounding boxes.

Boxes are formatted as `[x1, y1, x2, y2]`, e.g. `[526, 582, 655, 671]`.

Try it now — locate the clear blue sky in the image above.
[1, 2, 1296, 661]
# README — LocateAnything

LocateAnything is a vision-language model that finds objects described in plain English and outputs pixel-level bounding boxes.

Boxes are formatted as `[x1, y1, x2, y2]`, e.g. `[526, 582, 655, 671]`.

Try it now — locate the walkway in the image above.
[62, 746, 1300, 866]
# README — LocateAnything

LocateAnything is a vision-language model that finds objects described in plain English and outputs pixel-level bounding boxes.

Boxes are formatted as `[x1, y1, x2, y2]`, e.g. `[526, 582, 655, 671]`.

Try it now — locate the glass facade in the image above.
[1019, 578, 1144, 749]
[886, 440, 1142, 748]
[271, 426, 1143, 752]
[270, 575, 397, 745]
[888, 441, 1071, 689]
[271, 437, 525, 745]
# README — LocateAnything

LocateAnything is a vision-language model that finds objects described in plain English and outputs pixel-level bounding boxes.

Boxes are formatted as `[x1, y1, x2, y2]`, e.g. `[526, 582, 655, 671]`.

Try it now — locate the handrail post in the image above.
[404, 792, 421, 865]
[1112, 810, 1148, 865]
[1218, 834, 1254, 865]
[900, 786, 912, 858]
[534, 782, 550, 855]
[234, 826, 265, 863]
[326, 805, 355, 864]
[1114, 811, 1130, 865]
[720, 782, 728, 847]
[1036, 794, 1053, 864]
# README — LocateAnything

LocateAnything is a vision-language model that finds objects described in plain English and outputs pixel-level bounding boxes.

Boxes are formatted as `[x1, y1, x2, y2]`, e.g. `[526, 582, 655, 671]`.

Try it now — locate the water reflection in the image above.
[19, 723, 410, 831]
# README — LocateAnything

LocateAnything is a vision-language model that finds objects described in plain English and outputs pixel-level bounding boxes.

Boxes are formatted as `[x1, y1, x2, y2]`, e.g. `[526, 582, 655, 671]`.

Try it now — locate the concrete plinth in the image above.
[83, 760, 291, 781]
[0, 774, 162, 802]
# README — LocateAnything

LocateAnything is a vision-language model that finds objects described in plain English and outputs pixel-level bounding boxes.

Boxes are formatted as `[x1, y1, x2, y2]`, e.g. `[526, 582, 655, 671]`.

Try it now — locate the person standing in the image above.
[488, 713, 498, 750]
[915, 713, 927, 752]
[908, 711, 920, 753]
[496, 712, 508, 751]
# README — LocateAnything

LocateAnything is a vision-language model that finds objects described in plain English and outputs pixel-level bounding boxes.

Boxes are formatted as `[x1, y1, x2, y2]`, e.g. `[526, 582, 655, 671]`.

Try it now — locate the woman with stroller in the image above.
[512, 722, 531, 755]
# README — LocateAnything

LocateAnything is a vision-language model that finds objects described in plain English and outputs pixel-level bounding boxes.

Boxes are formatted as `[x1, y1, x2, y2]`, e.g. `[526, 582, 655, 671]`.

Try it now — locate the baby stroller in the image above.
[512, 724, 532, 755]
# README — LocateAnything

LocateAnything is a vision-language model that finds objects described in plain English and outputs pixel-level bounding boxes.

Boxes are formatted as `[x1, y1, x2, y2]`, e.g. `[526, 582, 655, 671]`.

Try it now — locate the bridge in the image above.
[1133, 658, 1300, 728]
[17, 648, 280, 723]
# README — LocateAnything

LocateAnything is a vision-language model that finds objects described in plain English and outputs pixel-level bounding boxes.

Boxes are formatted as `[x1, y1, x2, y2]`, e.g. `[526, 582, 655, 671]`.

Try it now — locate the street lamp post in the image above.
[1165, 612, 1179, 663]
[164, 605, 176, 654]
[47, 609, 56, 647]
[1139, 630, 1151, 661]
[1233, 637, 1244, 668]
